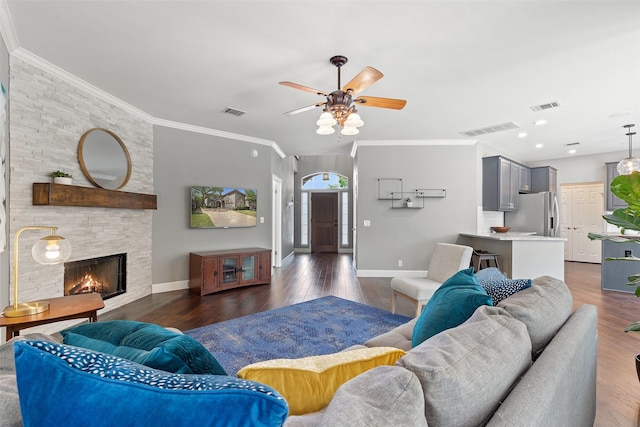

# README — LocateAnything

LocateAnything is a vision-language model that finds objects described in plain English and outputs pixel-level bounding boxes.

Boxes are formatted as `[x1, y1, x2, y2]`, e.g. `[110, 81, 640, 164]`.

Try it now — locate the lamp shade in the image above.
[316, 112, 337, 127]
[316, 126, 335, 135]
[340, 126, 359, 135]
[344, 113, 364, 128]
[31, 235, 72, 265]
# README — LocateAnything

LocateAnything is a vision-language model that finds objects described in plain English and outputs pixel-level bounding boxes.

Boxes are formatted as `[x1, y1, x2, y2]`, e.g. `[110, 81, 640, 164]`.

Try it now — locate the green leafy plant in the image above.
[51, 170, 72, 178]
[405, 197, 412, 202]
[588, 171, 640, 331]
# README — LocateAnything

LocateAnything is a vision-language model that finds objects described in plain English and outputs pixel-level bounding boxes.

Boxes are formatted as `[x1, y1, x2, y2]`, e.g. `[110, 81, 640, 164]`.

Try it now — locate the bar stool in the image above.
[471, 249, 501, 273]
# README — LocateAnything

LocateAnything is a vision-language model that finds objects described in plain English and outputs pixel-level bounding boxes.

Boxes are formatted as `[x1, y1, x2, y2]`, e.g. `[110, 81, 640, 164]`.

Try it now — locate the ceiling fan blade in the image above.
[342, 66, 384, 95]
[283, 102, 326, 116]
[355, 96, 407, 110]
[279, 81, 328, 97]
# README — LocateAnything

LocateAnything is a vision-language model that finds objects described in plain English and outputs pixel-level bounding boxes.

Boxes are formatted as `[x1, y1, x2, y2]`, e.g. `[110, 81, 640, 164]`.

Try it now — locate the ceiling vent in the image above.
[564, 142, 581, 146]
[459, 121, 520, 137]
[530, 101, 561, 112]
[221, 107, 247, 117]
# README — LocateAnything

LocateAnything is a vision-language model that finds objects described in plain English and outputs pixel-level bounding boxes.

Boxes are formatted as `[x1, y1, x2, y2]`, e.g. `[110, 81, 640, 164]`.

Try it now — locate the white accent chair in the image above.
[390, 243, 474, 317]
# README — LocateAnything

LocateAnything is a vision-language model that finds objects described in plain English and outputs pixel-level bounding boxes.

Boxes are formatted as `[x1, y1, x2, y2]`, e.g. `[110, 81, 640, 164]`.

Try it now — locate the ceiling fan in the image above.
[279, 55, 407, 135]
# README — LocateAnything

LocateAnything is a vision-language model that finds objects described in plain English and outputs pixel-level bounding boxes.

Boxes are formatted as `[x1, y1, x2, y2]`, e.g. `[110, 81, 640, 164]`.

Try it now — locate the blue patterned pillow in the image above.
[14, 341, 288, 427]
[475, 268, 532, 304]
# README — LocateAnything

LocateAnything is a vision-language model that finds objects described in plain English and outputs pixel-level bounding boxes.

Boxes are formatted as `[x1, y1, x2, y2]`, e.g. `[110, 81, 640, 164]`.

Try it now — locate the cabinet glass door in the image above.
[222, 257, 238, 284]
[242, 255, 256, 281]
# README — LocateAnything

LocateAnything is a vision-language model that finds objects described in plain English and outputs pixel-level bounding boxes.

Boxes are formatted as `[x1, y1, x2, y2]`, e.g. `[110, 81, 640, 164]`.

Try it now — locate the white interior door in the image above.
[561, 183, 603, 263]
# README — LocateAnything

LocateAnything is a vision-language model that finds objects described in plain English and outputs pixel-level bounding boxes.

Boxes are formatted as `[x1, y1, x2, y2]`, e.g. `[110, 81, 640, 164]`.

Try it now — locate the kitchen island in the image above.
[458, 232, 566, 280]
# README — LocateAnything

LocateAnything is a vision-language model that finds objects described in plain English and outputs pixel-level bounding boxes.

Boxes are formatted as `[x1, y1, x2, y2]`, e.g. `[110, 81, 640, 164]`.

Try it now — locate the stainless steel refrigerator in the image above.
[504, 191, 560, 237]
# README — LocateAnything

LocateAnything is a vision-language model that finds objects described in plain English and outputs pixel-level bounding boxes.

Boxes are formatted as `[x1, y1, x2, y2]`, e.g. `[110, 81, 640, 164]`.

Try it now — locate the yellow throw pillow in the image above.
[237, 347, 405, 415]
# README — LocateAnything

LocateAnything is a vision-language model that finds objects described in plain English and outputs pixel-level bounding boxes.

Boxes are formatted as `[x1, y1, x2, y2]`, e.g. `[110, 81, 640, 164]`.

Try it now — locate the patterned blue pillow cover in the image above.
[475, 267, 532, 304]
[14, 341, 288, 427]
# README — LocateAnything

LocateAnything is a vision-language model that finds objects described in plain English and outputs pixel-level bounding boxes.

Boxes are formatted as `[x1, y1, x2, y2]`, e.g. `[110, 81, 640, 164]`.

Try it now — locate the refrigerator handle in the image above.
[551, 195, 560, 237]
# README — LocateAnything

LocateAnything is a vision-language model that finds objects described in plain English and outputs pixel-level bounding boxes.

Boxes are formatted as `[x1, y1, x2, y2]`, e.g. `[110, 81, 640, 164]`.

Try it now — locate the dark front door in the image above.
[311, 193, 338, 253]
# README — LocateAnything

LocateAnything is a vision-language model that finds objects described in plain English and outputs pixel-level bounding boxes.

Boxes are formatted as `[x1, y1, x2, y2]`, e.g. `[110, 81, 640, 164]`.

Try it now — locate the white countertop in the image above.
[459, 232, 566, 241]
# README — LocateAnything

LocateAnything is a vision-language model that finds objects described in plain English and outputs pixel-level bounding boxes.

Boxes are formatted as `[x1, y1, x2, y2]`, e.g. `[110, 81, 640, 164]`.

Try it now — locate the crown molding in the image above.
[0, 0, 19, 52]
[351, 139, 478, 157]
[152, 118, 286, 158]
[10, 48, 288, 158]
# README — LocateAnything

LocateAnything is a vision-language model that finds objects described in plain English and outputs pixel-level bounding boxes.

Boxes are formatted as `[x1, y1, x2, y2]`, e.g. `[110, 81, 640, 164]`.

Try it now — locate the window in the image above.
[341, 191, 349, 246]
[302, 173, 348, 190]
[300, 192, 309, 246]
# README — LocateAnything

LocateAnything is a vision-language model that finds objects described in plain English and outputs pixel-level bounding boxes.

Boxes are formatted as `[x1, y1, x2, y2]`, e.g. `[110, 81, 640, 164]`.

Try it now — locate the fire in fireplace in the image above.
[64, 253, 126, 300]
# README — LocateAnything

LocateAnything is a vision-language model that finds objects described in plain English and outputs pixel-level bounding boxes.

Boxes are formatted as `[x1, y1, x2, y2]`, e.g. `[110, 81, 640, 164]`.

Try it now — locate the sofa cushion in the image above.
[397, 305, 532, 427]
[61, 320, 226, 375]
[497, 275, 573, 355]
[0, 333, 61, 427]
[237, 346, 405, 415]
[316, 366, 428, 427]
[412, 267, 492, 347]
[14, 340, 288, 427]
[476, 267, 532, 304]
[364, 318, 416, 351]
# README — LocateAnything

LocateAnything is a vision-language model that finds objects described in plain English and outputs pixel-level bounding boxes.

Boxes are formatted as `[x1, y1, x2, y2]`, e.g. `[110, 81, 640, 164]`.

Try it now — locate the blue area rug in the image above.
[185, 296, 410, 375]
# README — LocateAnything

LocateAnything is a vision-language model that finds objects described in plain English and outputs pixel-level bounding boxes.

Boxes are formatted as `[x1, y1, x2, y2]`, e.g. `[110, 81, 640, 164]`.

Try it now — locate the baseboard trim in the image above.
[152, 280, 189, 294]
[356, 270, 427, 278]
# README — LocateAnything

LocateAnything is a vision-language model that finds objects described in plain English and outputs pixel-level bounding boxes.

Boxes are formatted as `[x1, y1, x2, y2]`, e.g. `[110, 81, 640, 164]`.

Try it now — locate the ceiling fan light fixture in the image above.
[344, 113, 364, 128]
[316, 125, 335, 135]
[340, 126, 359, 136]
[617, 124, 640, 175]
[317, 112, 337, 127]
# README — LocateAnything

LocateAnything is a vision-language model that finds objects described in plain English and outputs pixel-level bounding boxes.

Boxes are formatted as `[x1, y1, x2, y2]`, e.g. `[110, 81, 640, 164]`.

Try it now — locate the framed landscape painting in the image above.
[190, 186, 257, 229]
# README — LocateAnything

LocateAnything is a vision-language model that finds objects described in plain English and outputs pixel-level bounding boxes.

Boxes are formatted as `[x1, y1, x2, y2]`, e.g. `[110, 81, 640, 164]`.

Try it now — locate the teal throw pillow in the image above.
[14, 341, 288, 427]
[475, 267, 532, 305]
[412, 267, 492, 347]
[61, 320, 226, 375]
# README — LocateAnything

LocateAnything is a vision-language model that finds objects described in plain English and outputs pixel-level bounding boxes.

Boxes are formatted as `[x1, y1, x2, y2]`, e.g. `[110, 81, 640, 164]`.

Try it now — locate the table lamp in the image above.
[3, 226, 72, 318]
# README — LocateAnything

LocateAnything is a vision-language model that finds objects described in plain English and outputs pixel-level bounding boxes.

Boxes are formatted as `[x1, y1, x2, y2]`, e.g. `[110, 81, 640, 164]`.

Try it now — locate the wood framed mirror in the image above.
[78, 128, 132, 190]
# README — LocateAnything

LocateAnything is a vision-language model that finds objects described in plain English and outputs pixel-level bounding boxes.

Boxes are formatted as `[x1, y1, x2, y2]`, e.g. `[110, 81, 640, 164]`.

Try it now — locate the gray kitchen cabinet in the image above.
[518, 164, 531, 193]
[531, 166, 557, 193]
[606, 162, 626, 211]
[483, 156, 519, 211]
[601, 239, 639, 293]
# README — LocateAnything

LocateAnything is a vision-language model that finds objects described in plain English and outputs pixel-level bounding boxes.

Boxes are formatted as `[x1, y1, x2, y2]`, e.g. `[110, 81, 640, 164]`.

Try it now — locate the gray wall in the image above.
[271, 151, 296, 260]
[354, 144, 479, 273]
[152, 125, 286, 284]
[527, 150, 629, 186]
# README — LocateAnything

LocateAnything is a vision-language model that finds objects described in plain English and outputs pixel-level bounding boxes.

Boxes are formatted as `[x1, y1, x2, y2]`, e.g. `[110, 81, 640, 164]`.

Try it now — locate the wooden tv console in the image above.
[189, 248, 272, 296]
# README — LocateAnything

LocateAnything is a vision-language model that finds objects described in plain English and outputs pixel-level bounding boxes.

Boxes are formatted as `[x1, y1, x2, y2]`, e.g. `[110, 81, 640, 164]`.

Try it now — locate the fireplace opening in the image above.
[64, 253, 126, 300]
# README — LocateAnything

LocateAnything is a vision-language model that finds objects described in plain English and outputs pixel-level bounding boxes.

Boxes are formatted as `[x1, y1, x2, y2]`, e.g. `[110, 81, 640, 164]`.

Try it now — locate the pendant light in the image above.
[617, 124, 640, 175]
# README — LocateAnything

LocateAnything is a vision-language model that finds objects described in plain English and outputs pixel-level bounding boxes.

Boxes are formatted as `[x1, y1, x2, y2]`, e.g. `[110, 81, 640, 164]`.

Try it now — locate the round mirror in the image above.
[78, 128, 131, 190]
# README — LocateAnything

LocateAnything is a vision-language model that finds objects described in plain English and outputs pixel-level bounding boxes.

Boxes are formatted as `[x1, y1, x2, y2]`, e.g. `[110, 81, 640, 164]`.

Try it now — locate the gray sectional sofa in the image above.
[0, 276, 597, 427]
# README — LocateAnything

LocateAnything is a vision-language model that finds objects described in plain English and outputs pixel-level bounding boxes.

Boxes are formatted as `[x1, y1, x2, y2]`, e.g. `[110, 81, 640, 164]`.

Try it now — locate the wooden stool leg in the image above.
[494, 256, 500, 271]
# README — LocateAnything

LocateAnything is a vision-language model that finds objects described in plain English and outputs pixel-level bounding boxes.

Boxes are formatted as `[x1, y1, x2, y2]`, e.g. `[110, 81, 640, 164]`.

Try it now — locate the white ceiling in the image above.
[4, 0, 640, 161]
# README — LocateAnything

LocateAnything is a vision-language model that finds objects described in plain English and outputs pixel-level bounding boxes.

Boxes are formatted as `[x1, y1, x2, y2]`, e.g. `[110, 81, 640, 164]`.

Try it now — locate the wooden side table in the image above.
[1, 293, 105, 339]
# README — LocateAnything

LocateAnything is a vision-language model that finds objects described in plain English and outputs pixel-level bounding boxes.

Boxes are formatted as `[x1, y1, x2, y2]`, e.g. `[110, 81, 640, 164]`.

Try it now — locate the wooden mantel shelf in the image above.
[33, 183, 157, 210]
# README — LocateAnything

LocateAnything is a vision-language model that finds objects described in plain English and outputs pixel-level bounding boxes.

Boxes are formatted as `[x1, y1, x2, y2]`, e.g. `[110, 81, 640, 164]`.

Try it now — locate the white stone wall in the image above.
[8, 56, 153, 333]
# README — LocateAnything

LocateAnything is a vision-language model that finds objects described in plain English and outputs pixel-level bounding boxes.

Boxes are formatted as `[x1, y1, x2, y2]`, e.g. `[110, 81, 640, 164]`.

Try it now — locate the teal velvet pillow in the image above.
[61, 320, 226, 375]
[14, 341, 288, 427]
[411, 267, 492, 347]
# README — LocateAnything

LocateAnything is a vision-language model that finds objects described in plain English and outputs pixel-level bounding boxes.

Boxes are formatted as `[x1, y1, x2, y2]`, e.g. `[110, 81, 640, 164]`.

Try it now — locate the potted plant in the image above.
[405, 197, 413, 208]
[588, 171, 640, 380]
[52, 170, 73, 185]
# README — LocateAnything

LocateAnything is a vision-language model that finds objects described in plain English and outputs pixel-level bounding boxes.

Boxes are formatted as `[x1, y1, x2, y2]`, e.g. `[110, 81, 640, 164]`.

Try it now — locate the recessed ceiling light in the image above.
[518, 132, 527, 138]
[569, 149, 577, 154]
[535, 144, 543, 148]
[534, 119, 547, 126]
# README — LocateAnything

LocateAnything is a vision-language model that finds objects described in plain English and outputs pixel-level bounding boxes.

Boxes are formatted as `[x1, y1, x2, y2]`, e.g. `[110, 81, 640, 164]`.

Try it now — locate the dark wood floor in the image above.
[101, 253, 640, 427]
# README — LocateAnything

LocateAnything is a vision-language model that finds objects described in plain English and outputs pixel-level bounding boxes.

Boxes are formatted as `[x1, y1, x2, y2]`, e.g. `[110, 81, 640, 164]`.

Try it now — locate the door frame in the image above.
[272, 175, 282, 267]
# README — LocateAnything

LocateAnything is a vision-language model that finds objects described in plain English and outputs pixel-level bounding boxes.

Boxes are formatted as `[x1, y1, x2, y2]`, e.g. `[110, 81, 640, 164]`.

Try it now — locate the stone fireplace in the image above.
[64, 254, 127, 300]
